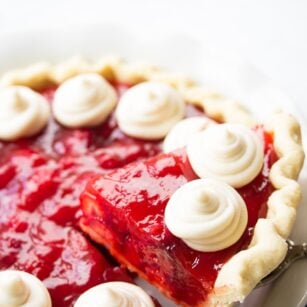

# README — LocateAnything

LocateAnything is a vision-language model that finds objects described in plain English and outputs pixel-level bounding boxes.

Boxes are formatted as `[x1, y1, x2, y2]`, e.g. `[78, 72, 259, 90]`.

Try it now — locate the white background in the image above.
[0, 1, 306, 306]
[0, 0, 306, 118]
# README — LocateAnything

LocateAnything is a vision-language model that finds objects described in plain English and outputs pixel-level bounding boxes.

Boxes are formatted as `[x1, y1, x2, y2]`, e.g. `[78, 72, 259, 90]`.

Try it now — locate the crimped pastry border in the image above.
[0, 57, 305, 306]
[210, 115, 304, 306]
[0, 56, 256, 127]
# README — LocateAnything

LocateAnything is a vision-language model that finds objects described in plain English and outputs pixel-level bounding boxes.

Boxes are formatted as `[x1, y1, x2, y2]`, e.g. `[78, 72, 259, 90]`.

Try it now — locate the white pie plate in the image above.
[0, 24, 306, 307]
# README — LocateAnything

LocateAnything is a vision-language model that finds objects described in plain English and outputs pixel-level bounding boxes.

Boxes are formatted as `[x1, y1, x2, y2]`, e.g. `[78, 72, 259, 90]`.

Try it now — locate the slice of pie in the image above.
[80, 117, 304, 306]
[0, 57, 305, 307]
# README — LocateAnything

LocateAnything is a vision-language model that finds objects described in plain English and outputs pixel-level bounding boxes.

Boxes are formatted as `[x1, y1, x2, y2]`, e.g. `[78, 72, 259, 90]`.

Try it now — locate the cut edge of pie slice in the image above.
[0, 57, 305, 306]
[78, 112, 304, 306]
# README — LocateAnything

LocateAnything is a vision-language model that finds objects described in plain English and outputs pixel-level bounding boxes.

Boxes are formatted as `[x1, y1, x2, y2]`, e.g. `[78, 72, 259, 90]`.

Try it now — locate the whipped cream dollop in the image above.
[0, 270, 51, 307]
[0, 86, 50, 141]
[74, 282, 154, 307]
[53, 73, 117, 128]
[187, 123, 264, 188]
[163, 116, 216, 152]
[116, 81, 185, 140]
[165, 178, 248, 252]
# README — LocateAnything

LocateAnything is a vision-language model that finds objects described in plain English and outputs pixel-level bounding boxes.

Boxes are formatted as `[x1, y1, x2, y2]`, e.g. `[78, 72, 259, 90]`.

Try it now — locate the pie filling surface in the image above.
[80, 128, 277, 306]
[0, 55, 304, 307]
[0, 82, 205, 306]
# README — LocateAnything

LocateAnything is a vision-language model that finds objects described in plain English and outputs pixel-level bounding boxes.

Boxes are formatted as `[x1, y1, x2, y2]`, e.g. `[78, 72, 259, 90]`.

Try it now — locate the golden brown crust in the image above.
[181, 86, 256, 127]
[209, 113, 305, 306]
[0, 62, 53, 89]
[0, 57, 254, 126]
[266, 113, 305, 238]
[211, 220, 288, 305]
[0, 57, 305, 306]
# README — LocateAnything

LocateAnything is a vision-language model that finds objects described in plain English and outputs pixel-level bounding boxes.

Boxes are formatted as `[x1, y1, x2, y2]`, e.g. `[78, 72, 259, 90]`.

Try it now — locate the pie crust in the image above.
[0, 57, 305, 306]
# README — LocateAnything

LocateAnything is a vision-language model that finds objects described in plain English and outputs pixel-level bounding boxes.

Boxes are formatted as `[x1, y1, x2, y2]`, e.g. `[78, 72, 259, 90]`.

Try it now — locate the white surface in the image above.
[0, 0, 306, 119]
[0, 3, 306, 306]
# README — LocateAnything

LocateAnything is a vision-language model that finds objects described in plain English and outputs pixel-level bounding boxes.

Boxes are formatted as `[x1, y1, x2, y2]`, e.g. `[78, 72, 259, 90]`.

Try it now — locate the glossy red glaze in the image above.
[80, 128, 277, 306]
[0, 210, 132, 306]
[0, 82, 203, 306]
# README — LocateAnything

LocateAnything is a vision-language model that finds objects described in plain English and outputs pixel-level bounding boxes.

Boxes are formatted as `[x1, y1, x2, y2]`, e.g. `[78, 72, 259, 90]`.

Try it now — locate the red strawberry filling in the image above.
[0, 82, 203, 306]
[80, 128, 277, 306]
[0, 210, 132, 306]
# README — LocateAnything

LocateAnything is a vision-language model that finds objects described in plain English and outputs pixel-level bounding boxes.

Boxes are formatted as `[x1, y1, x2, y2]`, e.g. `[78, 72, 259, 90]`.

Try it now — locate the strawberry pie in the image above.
[0, 57, 304, 307]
